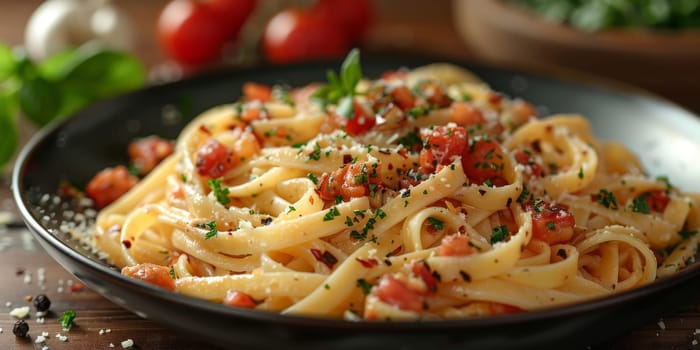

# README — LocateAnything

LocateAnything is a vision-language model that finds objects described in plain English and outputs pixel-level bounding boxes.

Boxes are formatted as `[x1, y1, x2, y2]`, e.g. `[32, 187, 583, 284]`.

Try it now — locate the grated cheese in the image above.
[9, 306, 30, 319]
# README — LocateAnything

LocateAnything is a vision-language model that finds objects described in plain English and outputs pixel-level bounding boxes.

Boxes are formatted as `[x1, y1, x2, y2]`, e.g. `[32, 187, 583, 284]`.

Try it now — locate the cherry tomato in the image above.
[263, 8, 350, 64]
[642, 190, 671, 213]
[195, 139, 236, 178]
[128, 136, 174, 175]
[438, 235, 475, 257]
[524, 200, 576, 245]
[242, 82, 272, 102]
[419, 126, 468, 173]
[86, 165, 139, 209]
[374, 275, 423, 313]
[223, 290, 257, 308]
[343, 101, 376, 136]
[122, 263, 176, 291]
[450, 101, 485, 127]
[390, 86, 416, 110]
[318, 162, 381, 202]
[462, 139, 508, 186]
[157, 0, 256, 66]
[315, 0, 373, 43]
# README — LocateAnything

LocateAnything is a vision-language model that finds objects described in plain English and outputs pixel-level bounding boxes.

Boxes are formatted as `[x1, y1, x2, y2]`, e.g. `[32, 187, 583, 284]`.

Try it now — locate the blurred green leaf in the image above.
[39, 49, 80, 80]
[0, 95, 18, 168]
[0, 44, 15, 81]
[19, 76, 61, 126]
[60, 49, 146, 100]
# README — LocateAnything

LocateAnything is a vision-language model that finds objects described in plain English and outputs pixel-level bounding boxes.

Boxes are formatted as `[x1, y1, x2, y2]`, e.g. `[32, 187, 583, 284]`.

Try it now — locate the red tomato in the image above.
[343, 101, 376, 136]
[195, 139, 236, 178]
[128, 136, 174, 175]
[462, 139, 508, 186]
[390, 86, 416, 110]
[374, 275, 423, 313]
[223, 290, 257, 308]
[513, 150, 543, 177]
[450, 101, 485, 127]
[315, 0, 373, 43]
[157, 0, 256, 65]
[411, 260, 438, 294]
[643, 190, 671, 213]
[86, 165, 139, 209]
[242, 82, 272, 102]
[524, 200, 576, 245]
[438, 235, 475, 257]
[419, 126, 468, 173]
[318, 162, 381, 202]
[263, 8, 350, 64]
[122, 263, 176, 291]
[488, 302, 521, 315]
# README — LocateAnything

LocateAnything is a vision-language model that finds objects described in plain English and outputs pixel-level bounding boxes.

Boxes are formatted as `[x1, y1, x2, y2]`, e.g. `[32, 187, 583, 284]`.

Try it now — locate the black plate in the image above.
[12, 58, 700, 350]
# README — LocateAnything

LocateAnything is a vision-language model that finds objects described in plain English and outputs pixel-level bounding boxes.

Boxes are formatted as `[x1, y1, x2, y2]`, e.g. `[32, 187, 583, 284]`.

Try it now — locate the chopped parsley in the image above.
[59, 310, 77, 330]
[408, 106, 428, 117]
[545, 221, 556, 231]
[356, 279, 373, 295]
[532, 198, 545, 213]
[288, 205, 296, 213]
[427, 217, 444, 231]
[307, 143, 321, 161]
[397, 130, 423, 151]
[578, 167, 584, 179]
[490, 225, 509, 244]
[307, 173, 319, 184]
[375, 208, 387, 219]
[517, 185, 531, 204]
[679, 229, 698, 240]
[630, 194, 650, 214]
[335, 195, 343, 205]
[272, 85, 294, 106]
[657, 175, 672, 192]
[207, 178, 230, 206]
[180, 174, 187, 183]
[323, 206, 341, 221]
[204, 221, 218, 240]
[169, 266, 176, 279]
[595, 189, 618, 209]
[292, 142, 306, 148]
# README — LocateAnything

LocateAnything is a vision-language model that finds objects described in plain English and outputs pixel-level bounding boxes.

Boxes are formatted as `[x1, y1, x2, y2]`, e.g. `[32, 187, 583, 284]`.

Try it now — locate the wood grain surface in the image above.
[2, 1, 700, 349]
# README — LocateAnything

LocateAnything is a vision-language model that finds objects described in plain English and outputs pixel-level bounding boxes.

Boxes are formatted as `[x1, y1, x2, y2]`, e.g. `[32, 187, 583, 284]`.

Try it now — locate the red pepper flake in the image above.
[355, 257, 379, 268]
[198, 125, 211, 135]
[412, 260, 438, 294]
[69, 283, 85, 293]
[122, 240, 132, 249]
[310, 249, 338, 269]
[16, 267, 25, 276]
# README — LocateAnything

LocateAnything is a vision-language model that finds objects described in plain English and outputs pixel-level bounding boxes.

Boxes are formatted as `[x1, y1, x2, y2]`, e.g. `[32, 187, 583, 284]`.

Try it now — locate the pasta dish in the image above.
[84, 50, 700, 320]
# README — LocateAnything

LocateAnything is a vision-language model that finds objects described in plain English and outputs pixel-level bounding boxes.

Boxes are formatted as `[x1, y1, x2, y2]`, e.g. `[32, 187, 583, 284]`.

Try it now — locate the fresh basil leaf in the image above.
[0, 43, 15, 81]
[0, 95, 18, 168]
[336, 96, 355, 119]
[19, 76, 61, 126]
[60, 49, 145, 100]
[38, 49, 80, 80]
[340, 48, 361, 95]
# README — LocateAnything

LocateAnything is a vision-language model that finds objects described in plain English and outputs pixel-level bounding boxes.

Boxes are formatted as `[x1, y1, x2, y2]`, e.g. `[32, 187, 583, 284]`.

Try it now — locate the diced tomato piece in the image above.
[318, 162, 381, 201]
[195, 139, 236, 178]
[223, 290, 257, 309]
[416, 81, 452, 108]
[242, 82, 272, 102]
[390, 86, 416, 110]
[411, 260, 438, 294]
[128, 136, 174, 175]
[438, 235, 476, 257]
[524, 200, 575, 245]
[462, 139, 508, 186]
[450, 101, 485, 127]
[122, 263, 176, 291]
[342, 101, 376, 136]
[488, 302, 521, 315]
[240, 107, 269, 122]
[643, 190, 670, 213]
[374, 275, 423, 313]
[513, 150, 543, 177]
[86, 165, 139, 209]
[419, 126, 468, 173]
[512, 100, 537, 121]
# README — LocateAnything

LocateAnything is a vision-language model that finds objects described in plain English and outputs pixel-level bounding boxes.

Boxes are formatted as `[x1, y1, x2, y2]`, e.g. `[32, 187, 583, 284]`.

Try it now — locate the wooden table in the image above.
[2, 1, 700, 349]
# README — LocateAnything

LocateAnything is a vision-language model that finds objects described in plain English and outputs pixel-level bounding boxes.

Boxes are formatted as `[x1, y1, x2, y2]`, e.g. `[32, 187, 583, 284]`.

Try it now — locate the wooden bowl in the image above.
[453, 0, 700, 113]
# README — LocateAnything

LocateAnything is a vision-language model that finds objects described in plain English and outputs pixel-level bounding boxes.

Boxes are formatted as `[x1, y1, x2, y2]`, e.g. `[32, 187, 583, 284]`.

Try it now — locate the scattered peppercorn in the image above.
[13, 320, 29, 337]
[33, 294, 51, 312]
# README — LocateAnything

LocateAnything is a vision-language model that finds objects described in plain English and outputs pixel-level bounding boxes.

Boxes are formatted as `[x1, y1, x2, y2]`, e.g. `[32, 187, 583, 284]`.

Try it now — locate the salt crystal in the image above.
[693, 339, 698, 346]
[658, 319, 666, 330]
[121, 339, 134, 348]
[35, 335, 46, 343]
[9, 306, 30, 319]
[36, 317, 45, 324]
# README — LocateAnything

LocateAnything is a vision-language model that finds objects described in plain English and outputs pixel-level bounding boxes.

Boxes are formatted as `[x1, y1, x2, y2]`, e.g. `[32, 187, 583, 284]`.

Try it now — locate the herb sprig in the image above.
[312, 49, 362, 118]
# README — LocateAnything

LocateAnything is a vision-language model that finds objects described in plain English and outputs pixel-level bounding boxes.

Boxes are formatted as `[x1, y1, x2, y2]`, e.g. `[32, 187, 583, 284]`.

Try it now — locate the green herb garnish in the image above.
[356, 279, 373, 295]
[207, 178, 230, 206]
[491, 225, 509, 244]
[204, 221, 218, 240]
[427, 217, 444, 231]
[59, 310, 77, 330]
